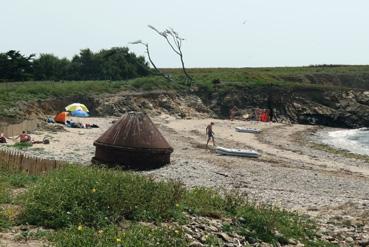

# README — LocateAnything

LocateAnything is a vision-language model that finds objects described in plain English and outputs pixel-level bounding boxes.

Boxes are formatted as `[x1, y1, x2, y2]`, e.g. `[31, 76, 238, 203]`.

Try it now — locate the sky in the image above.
[1, 0, 369, 67]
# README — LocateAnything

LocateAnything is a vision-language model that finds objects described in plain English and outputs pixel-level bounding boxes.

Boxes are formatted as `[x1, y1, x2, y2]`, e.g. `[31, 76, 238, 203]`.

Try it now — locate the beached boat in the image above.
[215, 146, 260, 158]
[235, 127, 261, 133]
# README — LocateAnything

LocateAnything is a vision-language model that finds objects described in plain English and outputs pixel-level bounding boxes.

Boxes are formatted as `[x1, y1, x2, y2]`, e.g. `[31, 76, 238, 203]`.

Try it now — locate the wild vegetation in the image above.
[0, 165, 334, 246]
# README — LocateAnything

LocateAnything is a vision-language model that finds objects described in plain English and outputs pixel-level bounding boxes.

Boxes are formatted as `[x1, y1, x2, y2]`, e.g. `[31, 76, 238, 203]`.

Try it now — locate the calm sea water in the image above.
[318, 128, 369, 156]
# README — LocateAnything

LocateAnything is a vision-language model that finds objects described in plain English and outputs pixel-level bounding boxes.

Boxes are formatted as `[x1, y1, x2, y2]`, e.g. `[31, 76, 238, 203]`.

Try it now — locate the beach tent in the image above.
[70, 109, 89, 117]
[92, 112, 173, 170]
[65, 103, 89, 113]
[54, 112, 69, 124]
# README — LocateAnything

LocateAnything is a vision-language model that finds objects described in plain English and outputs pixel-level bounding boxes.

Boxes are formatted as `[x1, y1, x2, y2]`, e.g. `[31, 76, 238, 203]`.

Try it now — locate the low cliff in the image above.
[199, 85, 369, 128]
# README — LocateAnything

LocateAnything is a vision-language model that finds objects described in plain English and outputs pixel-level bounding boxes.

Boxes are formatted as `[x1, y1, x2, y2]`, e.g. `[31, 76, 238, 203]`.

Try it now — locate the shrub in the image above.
[0, 182, 10, 204]
[20, 165, 185, 228]
[0, 210, 10, 230]
[182, 187, 244, 218]
[0, 169, 38, 188]
[234, 204, 317, 244]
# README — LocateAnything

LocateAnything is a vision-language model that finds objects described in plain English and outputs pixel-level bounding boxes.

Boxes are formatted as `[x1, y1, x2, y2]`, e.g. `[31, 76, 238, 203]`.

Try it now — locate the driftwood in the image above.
[0, 148, 65, 175]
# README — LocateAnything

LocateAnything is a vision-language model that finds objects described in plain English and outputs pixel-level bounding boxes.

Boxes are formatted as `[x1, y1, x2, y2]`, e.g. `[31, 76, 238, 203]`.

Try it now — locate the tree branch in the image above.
[148, 25, 193, 84]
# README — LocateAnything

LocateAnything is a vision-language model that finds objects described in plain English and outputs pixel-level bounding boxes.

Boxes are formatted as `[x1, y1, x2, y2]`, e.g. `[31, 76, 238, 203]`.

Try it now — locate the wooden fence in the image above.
[0, 148, 65, 175]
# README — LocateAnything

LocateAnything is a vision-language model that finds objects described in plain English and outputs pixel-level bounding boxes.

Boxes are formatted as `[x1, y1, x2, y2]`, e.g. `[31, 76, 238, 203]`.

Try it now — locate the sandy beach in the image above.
[3, 115, 369, 242]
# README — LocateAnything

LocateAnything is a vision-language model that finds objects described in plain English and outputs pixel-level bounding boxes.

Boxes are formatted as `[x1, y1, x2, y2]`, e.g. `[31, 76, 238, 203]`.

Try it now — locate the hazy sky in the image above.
[1, 0, 368, 67]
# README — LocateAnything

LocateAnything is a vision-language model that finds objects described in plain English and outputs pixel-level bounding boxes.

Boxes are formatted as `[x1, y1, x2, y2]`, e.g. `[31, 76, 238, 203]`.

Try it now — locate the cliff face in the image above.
[201, 86, 369, 128]
[2, 86, 369, 130]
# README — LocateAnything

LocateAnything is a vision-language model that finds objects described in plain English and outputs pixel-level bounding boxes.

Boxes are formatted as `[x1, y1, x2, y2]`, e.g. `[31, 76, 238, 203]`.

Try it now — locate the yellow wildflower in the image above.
[77, 225, 83, 231]
[98, 230, 104, 234]
[92, 188, 96, 193]
[116, 238, 122, 242]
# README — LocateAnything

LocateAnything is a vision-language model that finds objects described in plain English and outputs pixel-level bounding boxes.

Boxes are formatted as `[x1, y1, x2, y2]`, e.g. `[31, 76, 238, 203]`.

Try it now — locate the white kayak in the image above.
[215, 146, 260, 158]
[235, 127, 261, 133]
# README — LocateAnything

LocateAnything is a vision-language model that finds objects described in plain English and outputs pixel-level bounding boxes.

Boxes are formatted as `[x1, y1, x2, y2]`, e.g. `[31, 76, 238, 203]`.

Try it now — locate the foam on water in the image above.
[318, 128, 369, 156]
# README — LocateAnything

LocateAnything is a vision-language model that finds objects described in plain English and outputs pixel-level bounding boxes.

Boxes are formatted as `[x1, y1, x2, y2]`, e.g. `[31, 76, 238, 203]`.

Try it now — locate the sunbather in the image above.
[0, 133, 8, 143]
[16, 131, 32, 143]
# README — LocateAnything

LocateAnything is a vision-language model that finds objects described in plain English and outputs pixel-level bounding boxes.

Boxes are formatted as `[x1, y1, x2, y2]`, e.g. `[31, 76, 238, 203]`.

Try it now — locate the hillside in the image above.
[163, 65, 369, 89]
[1, 65, 369, 128]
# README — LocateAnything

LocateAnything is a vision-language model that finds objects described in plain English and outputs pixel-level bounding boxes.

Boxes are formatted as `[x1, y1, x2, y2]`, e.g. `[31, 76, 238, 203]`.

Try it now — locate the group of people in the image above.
[0, 131, 32, 144]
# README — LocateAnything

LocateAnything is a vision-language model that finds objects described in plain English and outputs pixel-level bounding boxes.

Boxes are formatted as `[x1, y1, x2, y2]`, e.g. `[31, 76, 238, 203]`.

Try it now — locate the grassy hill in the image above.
[1, 65, 368, 121]
[163, 65, 369, 89]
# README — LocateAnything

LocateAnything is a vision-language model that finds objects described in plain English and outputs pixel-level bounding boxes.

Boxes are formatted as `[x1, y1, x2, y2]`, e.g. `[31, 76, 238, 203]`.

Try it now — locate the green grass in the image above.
[182, 188, 243, 218]
[0, 181, 10, 204]
[8, 142, 33, 150]
[0, 211, 11, 230]
[50, 224, 187, 247]
[0, 169, 38, 189]
[20, 165, 184, 228]
[163, 66, 369, 89]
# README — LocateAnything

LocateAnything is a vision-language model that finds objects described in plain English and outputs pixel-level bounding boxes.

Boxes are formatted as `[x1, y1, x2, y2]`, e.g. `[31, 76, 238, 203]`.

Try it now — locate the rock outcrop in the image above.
[200, 86, 369, 128]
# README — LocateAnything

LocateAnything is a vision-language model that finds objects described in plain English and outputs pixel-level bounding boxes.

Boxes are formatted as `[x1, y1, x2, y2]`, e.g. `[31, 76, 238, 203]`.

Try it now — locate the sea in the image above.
[317, 128, 369, 156]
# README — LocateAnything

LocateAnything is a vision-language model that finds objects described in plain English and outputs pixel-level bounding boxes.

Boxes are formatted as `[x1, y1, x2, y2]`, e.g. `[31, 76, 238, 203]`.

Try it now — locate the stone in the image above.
[346, 237, 354, 243]
[208, 225, 218, 232]
[200, 235, 208, 243]
[288, 238, 297, 245]
[189, 241, 204, 247]
[217, 232, 233, 242]
[185, 233, 194, 241]
[182, 226, 192, 233]
[359, 239, 369, 247]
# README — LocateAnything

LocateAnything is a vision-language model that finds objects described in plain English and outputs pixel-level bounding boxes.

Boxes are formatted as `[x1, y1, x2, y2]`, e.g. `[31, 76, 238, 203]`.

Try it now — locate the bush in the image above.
[183, 187, 243, 218]
[234, 204, 317, 244]
[50, 224, 187, 247]
[20, 165, 184, 228]
[0, 169, 38, 188]
[0, 182, 10, 204]
[0, 211, 10, 230]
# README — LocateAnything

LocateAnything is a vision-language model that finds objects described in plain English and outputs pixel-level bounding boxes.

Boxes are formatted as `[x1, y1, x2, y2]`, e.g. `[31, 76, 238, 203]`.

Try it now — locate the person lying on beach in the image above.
[15, 131, 32, 143]
[66, 120, 82, 128]
[206, 122, 216, 148]
[86, 123, 99, 128]
[66, 120, 99, 129]
[0, 133, 8, 143]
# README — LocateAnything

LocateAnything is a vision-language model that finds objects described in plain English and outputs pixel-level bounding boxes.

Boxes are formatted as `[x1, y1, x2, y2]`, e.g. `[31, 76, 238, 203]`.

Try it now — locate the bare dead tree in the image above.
[130, 40, 171, 82]
[148, 25, 193, 84]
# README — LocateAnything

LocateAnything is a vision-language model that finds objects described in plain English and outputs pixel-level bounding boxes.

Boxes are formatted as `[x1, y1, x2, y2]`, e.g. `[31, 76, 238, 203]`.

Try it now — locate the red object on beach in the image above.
[260, 112, 269, 122]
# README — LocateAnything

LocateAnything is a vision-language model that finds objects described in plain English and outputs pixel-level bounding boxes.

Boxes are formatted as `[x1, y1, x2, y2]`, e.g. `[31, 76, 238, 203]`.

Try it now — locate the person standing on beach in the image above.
[229, 105, 239, 121]
[206, 122, 215, 148]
